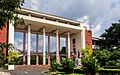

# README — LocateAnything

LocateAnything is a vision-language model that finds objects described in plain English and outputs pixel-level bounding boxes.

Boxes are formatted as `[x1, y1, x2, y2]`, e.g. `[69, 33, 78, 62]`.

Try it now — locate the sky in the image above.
[23, 0, 120, 37]
[15, 0, 120, 51]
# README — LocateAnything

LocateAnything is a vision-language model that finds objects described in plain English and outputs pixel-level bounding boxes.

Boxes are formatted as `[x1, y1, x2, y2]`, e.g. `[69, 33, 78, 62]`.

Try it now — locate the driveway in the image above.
[9, 70, 49, 75]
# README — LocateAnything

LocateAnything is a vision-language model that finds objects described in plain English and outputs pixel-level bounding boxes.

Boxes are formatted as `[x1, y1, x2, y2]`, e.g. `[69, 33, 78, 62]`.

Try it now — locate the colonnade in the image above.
[24, 25, 71, 65]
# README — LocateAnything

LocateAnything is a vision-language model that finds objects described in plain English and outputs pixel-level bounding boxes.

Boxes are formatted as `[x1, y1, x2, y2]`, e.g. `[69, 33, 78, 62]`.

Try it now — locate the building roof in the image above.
[92, 37, 101, 41]
[18, 8, 81, 26]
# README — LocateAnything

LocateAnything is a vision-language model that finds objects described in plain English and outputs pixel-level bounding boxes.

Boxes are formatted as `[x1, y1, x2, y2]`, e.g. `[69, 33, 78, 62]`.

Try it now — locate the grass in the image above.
[50, 71, 84, 75]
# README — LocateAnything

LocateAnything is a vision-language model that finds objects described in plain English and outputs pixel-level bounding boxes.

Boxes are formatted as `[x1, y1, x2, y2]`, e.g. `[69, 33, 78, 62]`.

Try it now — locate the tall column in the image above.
[67, 31, 70, 58]
[56, 29, 60, 63]
[23, 32, 26, 65]
[66, 37, 68, 57]
[43, 27, 46, 65]
[8, 22, 14, 44]
[36, 34, 39, 65]
[27, 25, 31, 65]
[81, 28, 86, 49]
[59, 36, 60, 60]
[48, 33, 50, 65]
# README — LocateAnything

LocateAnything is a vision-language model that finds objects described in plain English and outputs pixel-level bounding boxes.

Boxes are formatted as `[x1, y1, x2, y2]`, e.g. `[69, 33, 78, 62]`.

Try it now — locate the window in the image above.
[72, 38, 76, 53]
[73, 39, 76, 43]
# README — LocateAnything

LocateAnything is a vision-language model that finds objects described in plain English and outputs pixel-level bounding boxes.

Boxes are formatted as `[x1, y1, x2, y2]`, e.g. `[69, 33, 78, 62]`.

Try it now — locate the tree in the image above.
[0, 0, 25, 29]
[100, 20, 120, 50]
[0, 0, 25, 64]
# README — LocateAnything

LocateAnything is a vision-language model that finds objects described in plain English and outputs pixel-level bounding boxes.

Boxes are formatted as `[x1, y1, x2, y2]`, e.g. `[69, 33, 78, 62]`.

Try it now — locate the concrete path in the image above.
[0, 68, 10, 75]
[0, 72, 10, 75]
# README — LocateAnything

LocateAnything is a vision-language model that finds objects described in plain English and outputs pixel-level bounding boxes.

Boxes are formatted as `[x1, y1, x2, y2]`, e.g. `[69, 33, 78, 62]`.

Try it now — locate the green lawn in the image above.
[50, 71, 84, 75]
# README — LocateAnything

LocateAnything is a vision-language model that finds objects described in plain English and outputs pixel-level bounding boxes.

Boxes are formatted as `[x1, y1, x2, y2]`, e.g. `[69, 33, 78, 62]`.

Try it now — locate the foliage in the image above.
[15, 56, 23, 65]
[0, 42, 6, 50]
[100, 20, 120, 50]
[107, 48, 120, 66]
[50, 60, 59, 72]
[0, 42, 15, 68]
[31, 55, 36, 65]
[61, 58, 75, 74]
[60, 47, 66, 54]
[93, 49, 111, 66]
[0, 42, 13, 51]
[0, 0, 25, 29]
[38, 55, 43, 64]
[93, 48, 120, 67]
[111, 48, 120, 59]
[0, 49, 4, 67]
[8, 50, 19, 65]
[81, 49, 100, 75]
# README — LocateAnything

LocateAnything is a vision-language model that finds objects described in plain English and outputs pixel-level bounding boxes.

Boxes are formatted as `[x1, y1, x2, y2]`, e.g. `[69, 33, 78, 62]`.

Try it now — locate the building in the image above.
[92, 37, 101, 50]
[0, 8, 92, 65]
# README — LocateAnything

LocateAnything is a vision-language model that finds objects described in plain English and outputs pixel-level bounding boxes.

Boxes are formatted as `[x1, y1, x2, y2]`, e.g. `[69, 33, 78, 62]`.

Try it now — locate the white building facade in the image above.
[0, 8, 92, 65]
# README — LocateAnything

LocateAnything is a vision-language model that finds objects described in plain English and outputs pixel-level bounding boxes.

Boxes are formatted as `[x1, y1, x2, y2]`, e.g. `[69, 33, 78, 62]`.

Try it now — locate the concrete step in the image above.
[15, 65, 50, 71]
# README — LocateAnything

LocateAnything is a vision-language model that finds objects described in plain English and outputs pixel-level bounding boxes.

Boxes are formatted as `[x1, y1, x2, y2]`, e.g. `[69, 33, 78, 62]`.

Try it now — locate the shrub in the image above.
[0, 49, 4, 67]
[50, 60, 59, 72]
[93, 49, 111, 67]
[31, 55, 36, 65]
[15, 56, 23, 65]
[8, 50, 19, 65]
[61, 58, 75, 74]
[82, 49, 100, 75]
[74, 68, 84, 74]
[38, 55, 43, 64]
[82, 56, 99, 75]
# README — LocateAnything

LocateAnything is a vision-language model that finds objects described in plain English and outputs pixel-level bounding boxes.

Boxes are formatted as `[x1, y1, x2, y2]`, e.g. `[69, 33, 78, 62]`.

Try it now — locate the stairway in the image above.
[15, 65, 50, 71]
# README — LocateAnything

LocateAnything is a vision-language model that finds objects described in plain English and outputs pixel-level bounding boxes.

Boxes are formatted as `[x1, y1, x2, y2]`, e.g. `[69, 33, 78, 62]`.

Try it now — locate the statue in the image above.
[77, 49, 80, 58]
[75, 49, 82, 68]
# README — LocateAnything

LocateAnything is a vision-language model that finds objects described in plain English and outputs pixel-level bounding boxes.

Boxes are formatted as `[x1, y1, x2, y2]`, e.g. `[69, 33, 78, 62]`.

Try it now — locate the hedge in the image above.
[103, 66, 120, 69]
[99, 68, 120, 75]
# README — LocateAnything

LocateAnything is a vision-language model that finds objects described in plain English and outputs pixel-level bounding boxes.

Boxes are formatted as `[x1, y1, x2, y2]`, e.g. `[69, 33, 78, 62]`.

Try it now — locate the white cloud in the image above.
[30, 0, 39, 4]
[14, 40, 23, 50]
[23, 0, 120, 37]
[77, 16, 89, 24]
[30, 0, 39, 10]
[91, 19, 102, 37]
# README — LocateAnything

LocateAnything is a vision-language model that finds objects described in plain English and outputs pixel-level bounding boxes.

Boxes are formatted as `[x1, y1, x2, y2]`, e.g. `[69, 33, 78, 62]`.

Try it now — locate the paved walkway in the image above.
[0, 68, 10, 75]
[0, 72, 10, 75]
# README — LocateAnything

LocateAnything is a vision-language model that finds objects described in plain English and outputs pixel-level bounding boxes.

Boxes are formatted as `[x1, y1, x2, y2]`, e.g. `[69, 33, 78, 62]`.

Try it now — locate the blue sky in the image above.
[15, 0, 120, 51]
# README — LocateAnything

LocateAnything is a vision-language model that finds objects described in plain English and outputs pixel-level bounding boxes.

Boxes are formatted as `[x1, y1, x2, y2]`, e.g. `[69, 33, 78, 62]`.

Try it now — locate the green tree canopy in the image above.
[100, 20, 120, 50]
[0, 0, 25, 29]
